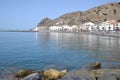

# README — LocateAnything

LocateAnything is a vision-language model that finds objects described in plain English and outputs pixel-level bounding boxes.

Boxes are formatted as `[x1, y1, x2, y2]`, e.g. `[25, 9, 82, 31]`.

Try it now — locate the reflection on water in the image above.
[0, 32, 120, 73]
[37, 32, 120, 61]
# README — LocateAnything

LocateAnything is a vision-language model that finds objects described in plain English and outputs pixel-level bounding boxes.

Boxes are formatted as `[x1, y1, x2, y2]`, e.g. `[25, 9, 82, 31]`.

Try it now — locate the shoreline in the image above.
[0, 30, 34, 32]
[1, 62, 120, 80]
[38, 30, 120, 38]
[0, 30, 120, 38]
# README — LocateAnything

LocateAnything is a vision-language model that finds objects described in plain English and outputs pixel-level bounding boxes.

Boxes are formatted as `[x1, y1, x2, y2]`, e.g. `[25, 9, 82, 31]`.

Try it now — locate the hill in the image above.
[37, 2, 120, 28]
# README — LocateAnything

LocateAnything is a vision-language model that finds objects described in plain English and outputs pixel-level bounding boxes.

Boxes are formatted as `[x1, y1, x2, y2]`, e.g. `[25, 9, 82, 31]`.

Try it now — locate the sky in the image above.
[0, 0, 119, 30]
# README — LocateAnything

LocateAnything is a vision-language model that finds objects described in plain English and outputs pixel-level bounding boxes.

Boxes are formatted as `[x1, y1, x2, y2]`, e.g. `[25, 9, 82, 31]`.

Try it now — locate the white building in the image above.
[98, 20, 119, 31]
[81, 22, 95, 31]
[32, 27, 39, 31]
[49, 25, 79, 32]
[71, 25, 79, 32]
[49, 26, 59, 31]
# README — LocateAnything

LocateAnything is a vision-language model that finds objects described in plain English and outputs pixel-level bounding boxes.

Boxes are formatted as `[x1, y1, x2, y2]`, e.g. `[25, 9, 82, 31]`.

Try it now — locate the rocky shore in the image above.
[1, 62, 120, 80]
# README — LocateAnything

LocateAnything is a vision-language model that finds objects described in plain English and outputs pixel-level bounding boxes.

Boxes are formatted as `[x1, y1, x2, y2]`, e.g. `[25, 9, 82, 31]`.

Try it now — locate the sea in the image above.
[0, 32, 120, 72]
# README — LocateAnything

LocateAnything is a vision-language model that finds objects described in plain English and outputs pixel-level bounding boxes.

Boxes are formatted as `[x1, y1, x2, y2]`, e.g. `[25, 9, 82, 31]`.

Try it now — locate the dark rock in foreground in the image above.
[1, 62, 120, 80]
[62, 69, 120, 80]
[20, 73, 43, 80]
[15, 69, 34, 78]
[81, 62, 101, 71]
[61, 70, 95, 80]
[92, 69, 120, 80]
[14, 68, 67, 80]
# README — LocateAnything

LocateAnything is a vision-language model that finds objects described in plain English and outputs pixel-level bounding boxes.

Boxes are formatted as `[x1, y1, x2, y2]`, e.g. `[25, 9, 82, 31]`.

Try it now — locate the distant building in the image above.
[49, 25, 79, 32]
[32, 27, 39, 31]
[98, 20, 119, 31]
[81, 22, 95, 31]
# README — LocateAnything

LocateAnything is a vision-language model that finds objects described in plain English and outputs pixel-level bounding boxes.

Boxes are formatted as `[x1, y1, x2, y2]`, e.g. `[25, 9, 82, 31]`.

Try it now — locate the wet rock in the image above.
[62, 69, 120, 80]
[102, 62, 120, 69]
[90, 69, 120, 80]
[15, 69, 33, 78]
[98, 72, 118, 80]
[82, 62, 101, 71]
[59, 70, 67, 78]
[44, 68, 67, 80]
[20, 73, 44, 80]
[0, 72, 18, 80]
[61, 70, 95, 80]
[0, 68, 19, 80]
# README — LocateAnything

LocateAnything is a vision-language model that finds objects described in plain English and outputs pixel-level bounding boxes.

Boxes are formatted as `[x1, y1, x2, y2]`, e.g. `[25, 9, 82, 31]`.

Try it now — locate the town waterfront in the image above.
[0, 32, 120, 73]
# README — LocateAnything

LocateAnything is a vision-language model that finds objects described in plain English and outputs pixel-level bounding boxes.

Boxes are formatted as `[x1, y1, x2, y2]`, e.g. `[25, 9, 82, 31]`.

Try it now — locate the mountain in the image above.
[37, 17, 53, 27]
[36, 2, 120, 28]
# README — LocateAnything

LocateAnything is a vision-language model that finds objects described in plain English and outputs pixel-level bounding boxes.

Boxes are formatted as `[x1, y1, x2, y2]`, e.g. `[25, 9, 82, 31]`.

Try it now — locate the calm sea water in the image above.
[0, 32, 120, 72]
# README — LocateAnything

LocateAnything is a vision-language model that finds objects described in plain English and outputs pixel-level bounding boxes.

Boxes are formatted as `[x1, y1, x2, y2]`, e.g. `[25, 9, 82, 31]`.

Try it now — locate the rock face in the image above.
[36, 2, 120, 28]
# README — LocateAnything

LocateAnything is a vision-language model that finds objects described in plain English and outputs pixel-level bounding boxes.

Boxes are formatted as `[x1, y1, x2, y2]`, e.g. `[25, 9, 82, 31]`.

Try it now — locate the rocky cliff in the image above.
[37, 2, 120, 27]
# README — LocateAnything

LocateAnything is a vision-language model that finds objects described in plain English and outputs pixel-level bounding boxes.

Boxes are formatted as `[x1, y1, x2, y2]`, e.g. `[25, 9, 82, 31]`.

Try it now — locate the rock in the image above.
[62, 76, 92, 80]
[20, 73, 44, 80]
[0, 71, 18, 80]
[62, 69, 120, 80]
[43, 68, 67, 80]
[98, 72, 118, 80]
[82, 62, 101, 71]
[90, 69, 120, 80]
[61, 70, 95, 80]
[59, 70, 67, 77]
[15, 69, 33, 78]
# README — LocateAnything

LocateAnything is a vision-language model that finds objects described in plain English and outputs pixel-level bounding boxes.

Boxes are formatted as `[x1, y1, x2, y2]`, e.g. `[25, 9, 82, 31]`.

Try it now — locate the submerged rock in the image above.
[44, 68, 67, 80]
[82, 62, 101, 71]
[91, 69, 120, 80]
[0, 68, 19, 80]
[15, 69, 33, 78]
[61, 70, 95, 80]
[62, 69, 120, 80]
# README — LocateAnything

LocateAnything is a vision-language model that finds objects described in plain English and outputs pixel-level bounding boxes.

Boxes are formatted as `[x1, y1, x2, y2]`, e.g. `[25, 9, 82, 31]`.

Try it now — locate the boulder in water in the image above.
[20, 73, 44, 80]
[15, 69, 33, 78]
[61, 70, 95, 80]
[44, 68, 67, 80]
[82, 62, 101, 71]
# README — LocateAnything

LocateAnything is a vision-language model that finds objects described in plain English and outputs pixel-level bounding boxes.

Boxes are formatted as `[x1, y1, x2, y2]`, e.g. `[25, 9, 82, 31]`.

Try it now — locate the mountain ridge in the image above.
[37, 2, 120, 28]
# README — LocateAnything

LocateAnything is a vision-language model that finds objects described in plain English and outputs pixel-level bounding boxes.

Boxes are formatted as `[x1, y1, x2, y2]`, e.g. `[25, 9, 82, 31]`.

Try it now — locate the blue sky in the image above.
[0, 0, 119, 30]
